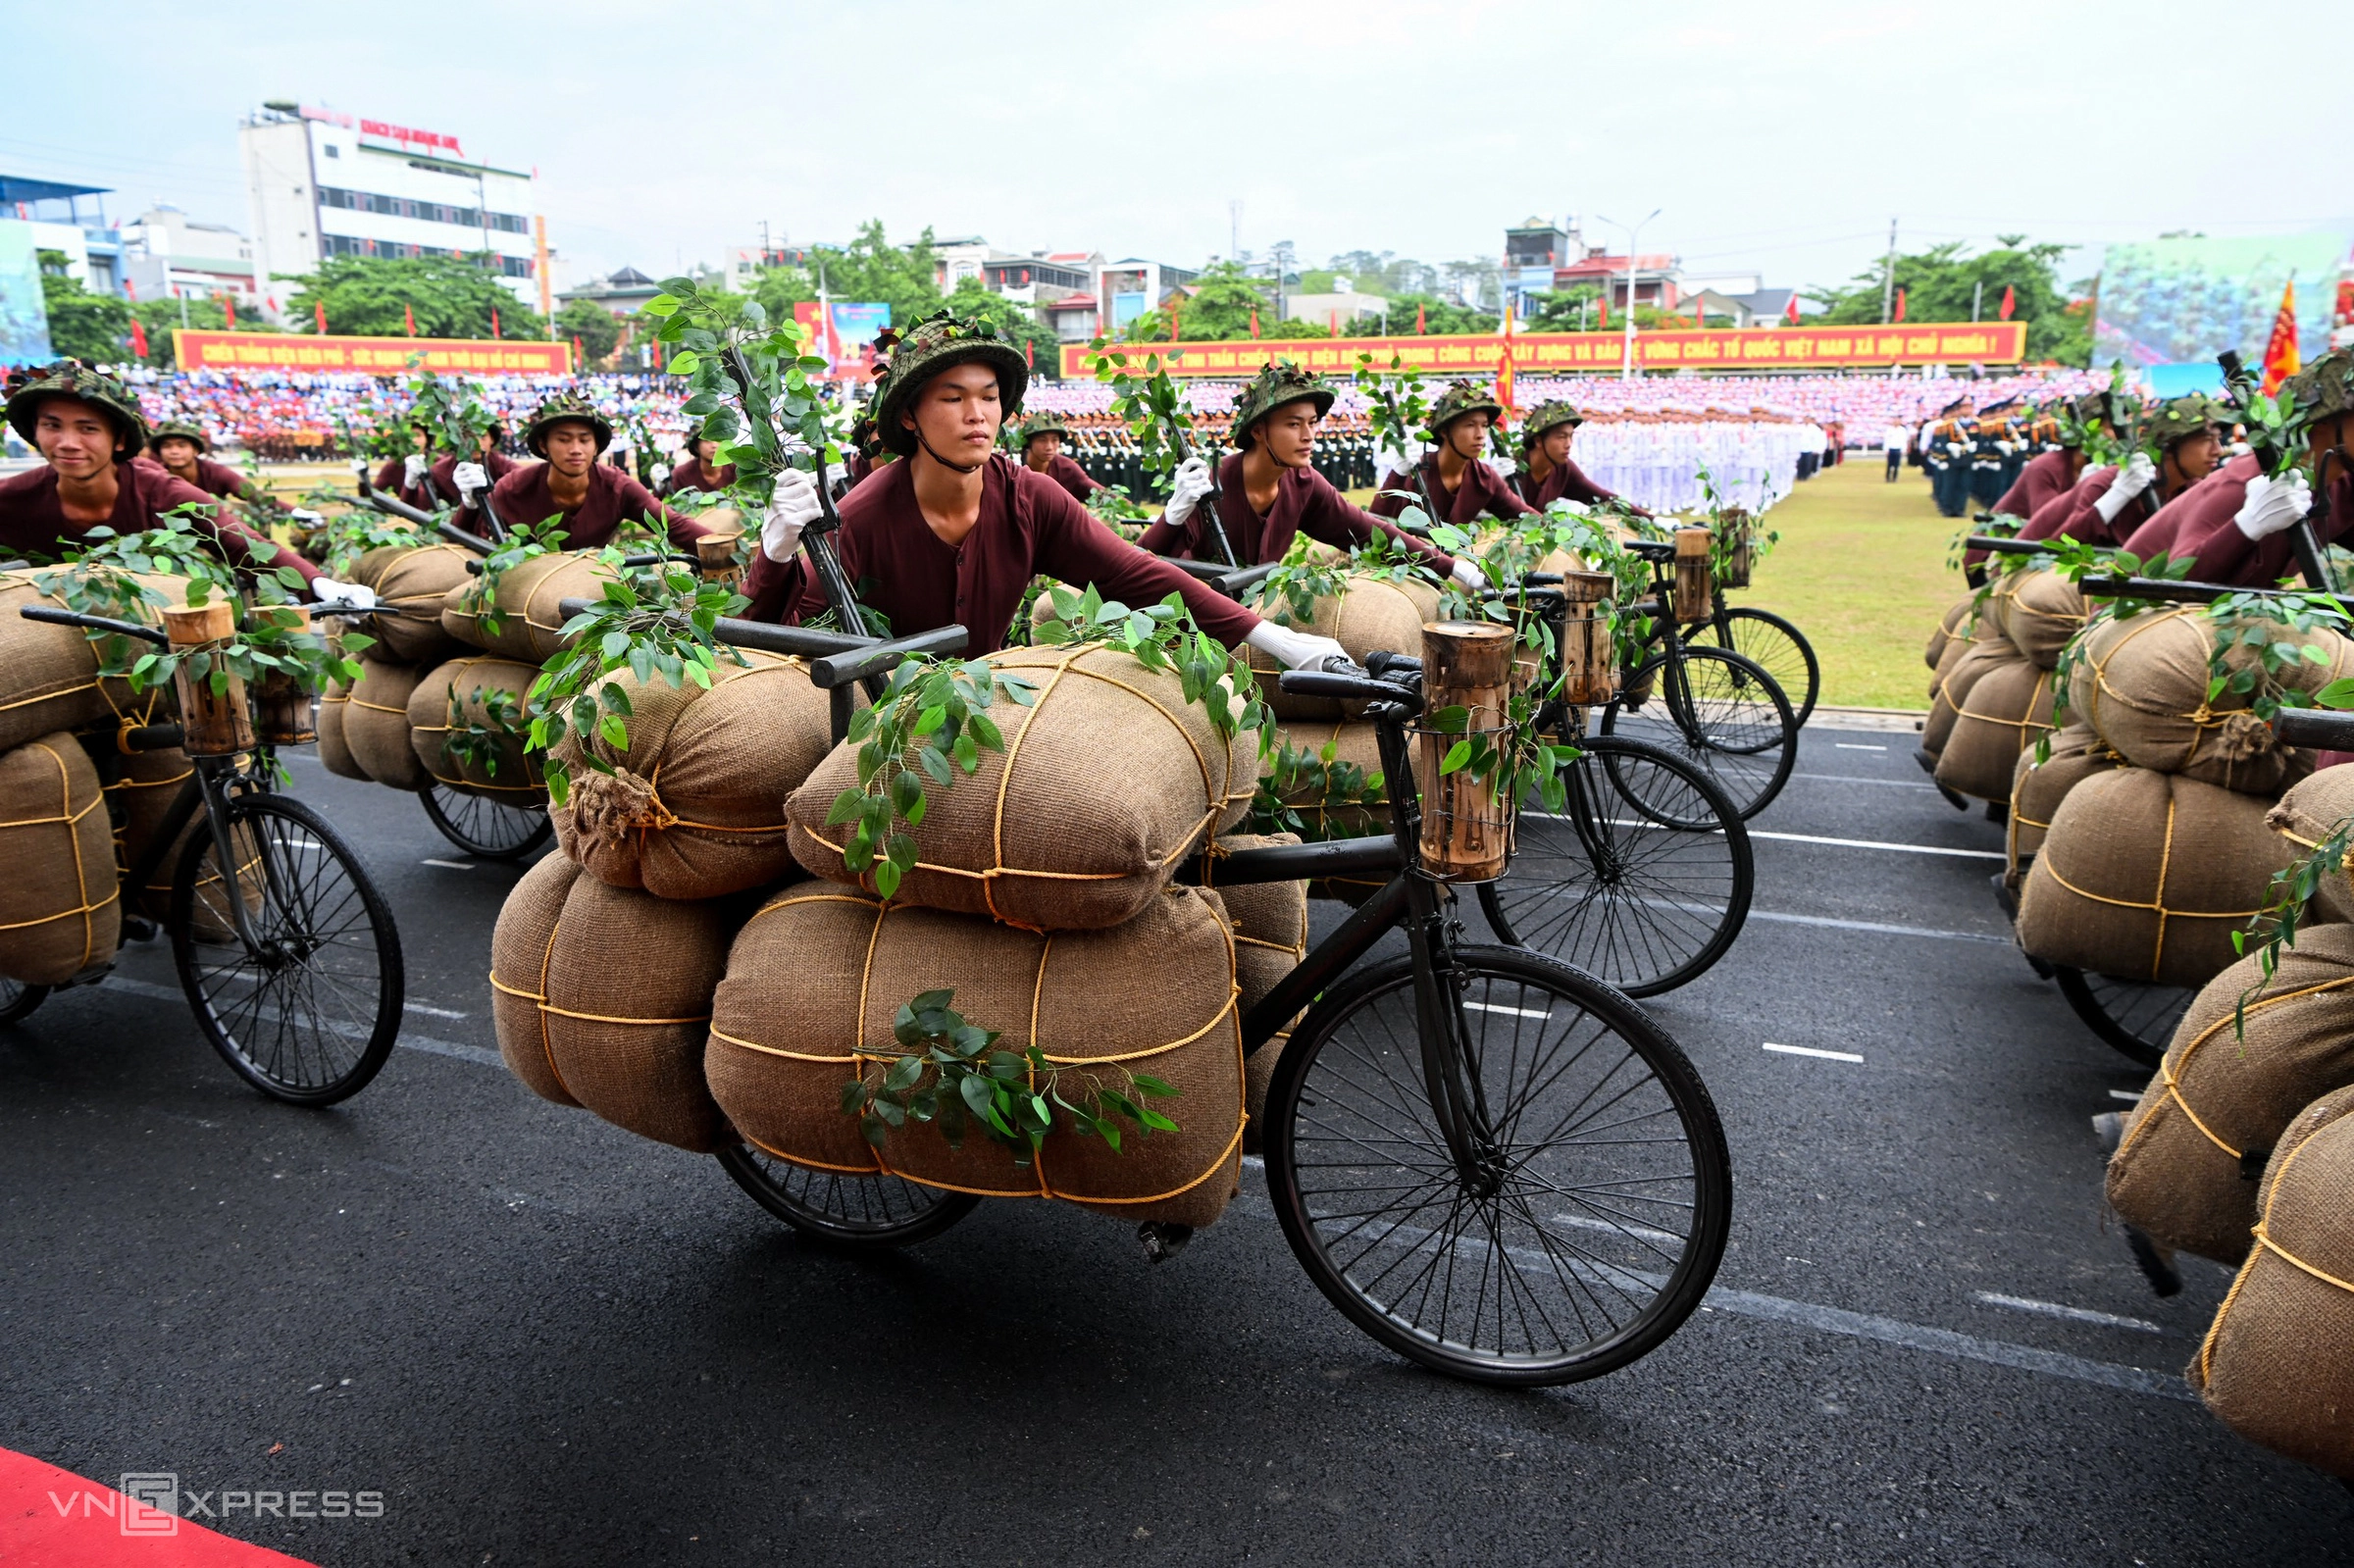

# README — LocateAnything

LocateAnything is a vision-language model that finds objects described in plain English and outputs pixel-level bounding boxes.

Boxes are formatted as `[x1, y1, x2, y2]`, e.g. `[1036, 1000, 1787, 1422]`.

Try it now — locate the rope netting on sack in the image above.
[0, 733, 123, 986]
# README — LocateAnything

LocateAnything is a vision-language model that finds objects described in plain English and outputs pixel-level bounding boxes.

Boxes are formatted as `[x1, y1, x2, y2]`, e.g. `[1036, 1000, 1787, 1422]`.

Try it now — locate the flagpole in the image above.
[1595, 209, 1660, 382]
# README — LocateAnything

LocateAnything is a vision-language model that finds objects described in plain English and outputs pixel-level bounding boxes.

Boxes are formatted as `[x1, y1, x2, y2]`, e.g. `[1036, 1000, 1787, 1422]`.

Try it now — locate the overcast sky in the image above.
[13, 0, 2349, 299]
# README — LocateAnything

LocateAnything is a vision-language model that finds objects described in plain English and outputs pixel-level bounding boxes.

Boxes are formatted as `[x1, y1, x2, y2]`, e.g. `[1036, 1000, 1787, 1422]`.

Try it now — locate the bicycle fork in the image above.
[193, 760, 271, 956]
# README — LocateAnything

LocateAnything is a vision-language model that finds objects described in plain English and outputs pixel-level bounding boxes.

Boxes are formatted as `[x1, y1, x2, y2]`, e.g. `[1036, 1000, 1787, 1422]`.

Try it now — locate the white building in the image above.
[239, 101, 543, 315]
[119, 205, 256, 305]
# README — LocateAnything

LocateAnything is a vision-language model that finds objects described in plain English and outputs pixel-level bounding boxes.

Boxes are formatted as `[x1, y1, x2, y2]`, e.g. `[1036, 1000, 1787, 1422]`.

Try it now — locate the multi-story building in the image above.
[119, 205, 257, 305]
[5, 176, 126, 296]
[240, 101, 544, 314]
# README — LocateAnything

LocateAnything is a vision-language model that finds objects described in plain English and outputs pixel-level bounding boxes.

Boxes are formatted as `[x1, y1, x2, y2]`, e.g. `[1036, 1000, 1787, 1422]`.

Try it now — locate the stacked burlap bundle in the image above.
[0, 733, 121, 984]
[406, 655, 544, 800]
[440, 552, 620, 662]
[1246, 574, 1441, 722]
[349, 543, 471, 665]
[2014, 767, 2294, 987]
[2003, 570, 2086, 670]
[1923, 594, 1974, 675]
[2066, 607, 2354, 796]
[705, 883, 1247, 1228]
[488, 853, 747, 1152]
[315, 678, 364, 781]
[1202, 833, 1309, 1142]
[1934, 653, 2056, 804]
[2107, 924, 2354, 1264]
[103, 743, 205, 922]
[2266, 764, 2354, 924]
[786, 643, 1254, 931]
[1264, 721, 1388, 840]
[2005, 723, 2124, 883]
[339, 658, 428, 791]
[0, 570, 180, 752]
[2188, 1083, 2354, 1480]
[1921, 634, 2014, 762]
[550, 650, 840, 900]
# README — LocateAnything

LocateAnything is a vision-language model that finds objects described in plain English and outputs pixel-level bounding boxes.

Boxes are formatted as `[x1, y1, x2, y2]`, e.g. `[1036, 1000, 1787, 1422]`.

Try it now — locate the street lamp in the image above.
[1594, 209, 1660, 381]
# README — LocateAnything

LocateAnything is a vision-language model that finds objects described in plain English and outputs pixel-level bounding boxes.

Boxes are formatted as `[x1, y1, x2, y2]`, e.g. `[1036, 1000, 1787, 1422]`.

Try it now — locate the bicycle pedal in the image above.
[2123, 1224, 2182, 1297]
[1137, 1222, 1195, 1264]
[121, 917, 159, 943]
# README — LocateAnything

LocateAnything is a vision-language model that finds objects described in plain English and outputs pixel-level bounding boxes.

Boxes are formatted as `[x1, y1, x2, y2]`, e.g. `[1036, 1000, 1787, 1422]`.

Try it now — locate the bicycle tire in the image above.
[1598, 644, 1797, 820]
[172, 792, 404, 1106]
[716, 1142, 981, 1248]
[0, 977, 50, 1029]
[2051, 967, 2191, 1070]
[421, 784, 553, 860]
[1264, 945, 1732, 1387]
[1701, 607, 1819, 727]
[1478, 735, 1754, 996]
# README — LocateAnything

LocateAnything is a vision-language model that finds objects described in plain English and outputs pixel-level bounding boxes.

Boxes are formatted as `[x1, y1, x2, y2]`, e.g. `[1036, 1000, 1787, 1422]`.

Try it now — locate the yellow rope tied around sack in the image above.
[2118, 973, 2354, 1165]
[0, 740, 118, 963]
[2197, 1123, 2354, 1385]
[2035, 794, 2272, 980]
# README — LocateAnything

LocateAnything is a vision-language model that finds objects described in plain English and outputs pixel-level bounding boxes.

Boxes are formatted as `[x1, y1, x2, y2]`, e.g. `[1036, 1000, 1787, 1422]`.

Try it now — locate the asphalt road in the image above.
[4, 727, 2350, 1566]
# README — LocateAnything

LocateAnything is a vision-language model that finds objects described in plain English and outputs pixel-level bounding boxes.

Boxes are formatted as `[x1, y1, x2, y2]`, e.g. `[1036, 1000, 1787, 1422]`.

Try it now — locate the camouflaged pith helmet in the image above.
[5, 361, 149, 460]
[1017, 412, 1071, 450]
[1426, 379, 1504, 439]
[525, 393, 614, 458]
[870, 310, 1029, 457]
[2287, 348, 2354, 427]
[2145, 394, 2225, 450]
[1517, 400, 1584, 449]
[1226, 361, 1335, 451]
[150, 419, 210, 454]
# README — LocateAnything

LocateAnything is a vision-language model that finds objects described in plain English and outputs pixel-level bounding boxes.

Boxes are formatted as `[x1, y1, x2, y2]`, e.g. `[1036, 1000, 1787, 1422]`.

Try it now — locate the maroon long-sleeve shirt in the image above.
[1025, 452, 1100, 500]
[2016, 465, 2154, 549]
[2121, 457, 2354, 585]
[431, 451, 519, 537]
[1992, 448, 2075, 522]
[0, 461, 319, 586]
[139, 453, 263, 503]
[373, 455, 439, 510]
[1370, 454, 1536, 527]
[669, 454, 739, 494]
[743, 453, 1260, 654]
[486, 461, 713, 552]
[1510, 455, 1639, 513]
[1137, 452, 1455, 572]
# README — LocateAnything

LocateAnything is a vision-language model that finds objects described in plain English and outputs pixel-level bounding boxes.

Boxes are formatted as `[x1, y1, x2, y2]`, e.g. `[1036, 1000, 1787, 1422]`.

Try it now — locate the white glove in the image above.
[2233, 470, 2313, 541]
[1449, 557, 1485, 591]
[349, 457, 368, 478]
[1164, 457, 1214, 525]
[649, 463, 672, 488]
[312, 578, 378, 610]
[287, 507, 323, 524]
[1995, 440, 2015, 455]
[2113, 451, 2158, 499]
[760, 469, 823, 563]
[1245, 622, 1352, 673]
[2227, 440, 2252, 458]
[402, 453, 428, 485]
[1381, 435, 1427, 476]
[452, 461, 487, 498]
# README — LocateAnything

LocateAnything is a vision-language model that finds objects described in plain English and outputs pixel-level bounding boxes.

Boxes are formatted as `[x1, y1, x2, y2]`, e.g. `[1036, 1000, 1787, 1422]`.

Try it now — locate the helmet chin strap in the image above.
[915, 430, 987, 476]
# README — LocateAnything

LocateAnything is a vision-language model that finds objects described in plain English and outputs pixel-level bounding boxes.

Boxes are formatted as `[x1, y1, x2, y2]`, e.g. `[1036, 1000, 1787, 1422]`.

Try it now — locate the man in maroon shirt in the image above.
[1508, 400, 1649, 515]
[741, 312, 1340, 670]
[663, 422, 739, 496]
[2016, 395, 2226, 549]
[1138, 360, 1467, 583]
[1990, 394, 2102, 521]
[145, 421, 280, 511]
[436, 424, 519, 537]
[485, 394, 714, 552]
[1, 364, 340, 599]
[1369, 380, 1536, 528]
[1012, 413, 1101, 501]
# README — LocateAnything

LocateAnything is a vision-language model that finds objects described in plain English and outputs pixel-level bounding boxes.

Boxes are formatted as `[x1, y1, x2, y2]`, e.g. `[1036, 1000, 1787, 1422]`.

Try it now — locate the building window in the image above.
[323, 144, 339, 158]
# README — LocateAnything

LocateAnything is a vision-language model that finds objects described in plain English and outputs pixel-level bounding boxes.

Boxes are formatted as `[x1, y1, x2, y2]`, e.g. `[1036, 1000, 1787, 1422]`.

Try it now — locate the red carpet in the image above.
[0, 1447, 316, 1567]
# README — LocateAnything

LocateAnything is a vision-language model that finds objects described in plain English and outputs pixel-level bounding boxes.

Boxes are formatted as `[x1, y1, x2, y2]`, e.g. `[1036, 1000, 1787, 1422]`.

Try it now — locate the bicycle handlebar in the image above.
[1277, 658, 1421, 710]
[1965, 534, 2057, 557]
[2074, 575, 2327, 605]
[2271, 709, 2354, 750]
[122, 723, 184, 753]
[18, 605, 170, 646]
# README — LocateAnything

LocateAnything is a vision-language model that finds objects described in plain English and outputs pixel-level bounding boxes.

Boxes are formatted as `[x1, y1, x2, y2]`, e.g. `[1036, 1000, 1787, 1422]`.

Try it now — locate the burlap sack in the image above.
[2108, 926, 2354, 1265]
[2006, 723, 2123, 876]
[1921, 637, 2016, 759]
[706, 883, 1245, 1228]
[486, 851, 742, 1152]
[2067, 607, 2354, 794]
[0, 571, 179, 753]
[406, 655, 544, 801]
[2188, 1083, 2354, 1479]
[550, 649, 838, 900]
[355, 544, 472, 665]
[787, 642, 1254, 931]
[1203, 833, 1308, 1145]
[104, 742, 192, 920]
[342, 657, 428, 792]
[2005, 570, 2086, 669]
[2267, 764, 2354, 924]
[1265, 721, 1390, 841]
[1934, 651, 2055, 803]
[315, 681, 366, 781]
[1973, 574, 2023, 646]
[2015, 767, 2293, 987]
[0, 733, 121, 985]
[440, 552, 619, 662]
[1247, 574, 1442, 721]
[1925, 593, 1974, 672]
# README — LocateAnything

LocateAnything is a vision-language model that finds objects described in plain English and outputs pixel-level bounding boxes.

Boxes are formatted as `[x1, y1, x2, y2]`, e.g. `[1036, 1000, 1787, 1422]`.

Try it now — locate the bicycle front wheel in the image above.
[716, 1143, 981, 1248]
[172, 792, 403, 1105]
[420, 784, 552, 860]
[1265, 945, 1732, 1387]
[1701, 607, 1819, 727]
[1479, 735, 1754, 996]
[1600, 644, 1796, 820]
[2051, 967, 2192, 1070]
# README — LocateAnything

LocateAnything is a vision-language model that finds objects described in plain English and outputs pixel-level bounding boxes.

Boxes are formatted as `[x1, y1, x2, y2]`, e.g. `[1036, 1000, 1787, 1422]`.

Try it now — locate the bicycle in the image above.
[1688, 521, 1818, 726]
[5, 600, 404, 1105]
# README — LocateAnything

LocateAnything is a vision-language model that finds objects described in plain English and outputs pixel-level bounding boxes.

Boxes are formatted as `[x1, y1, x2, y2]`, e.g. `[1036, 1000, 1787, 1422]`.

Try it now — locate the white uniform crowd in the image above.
[1567, 416, 1822, 514]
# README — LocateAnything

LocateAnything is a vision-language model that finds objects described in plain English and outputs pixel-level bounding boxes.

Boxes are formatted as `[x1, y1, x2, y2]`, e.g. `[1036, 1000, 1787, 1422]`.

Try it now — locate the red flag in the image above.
[223, 295, 235, 329]
[1170, 302, 1182, 341]
[123, 277, 137, 302]
[2260, 278, 2300, 395]
[491, 308, 501, 339]
[1329, 309, 1339, 337]
[1025, 338, 1034, 369]
[128, 318, 149, 359]
[1249, 306, 1259, 339]
[315, 301, 329, 333]
[1784, 293, 1801, 326]
[1598, 293, 1609, 330]
[1414, 302, 1426, 334]
[1998, 284, 2016, 322]
[404, 302, 417, 337]
[267, 294, 279, 313]
[574, 335, 586, 368]
[1892, 287, 1907, 325]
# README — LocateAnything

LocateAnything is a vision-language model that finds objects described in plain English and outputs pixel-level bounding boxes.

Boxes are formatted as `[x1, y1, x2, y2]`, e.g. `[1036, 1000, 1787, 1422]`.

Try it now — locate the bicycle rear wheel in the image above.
[0, 977, 49, 1028]
[716, 1142, 980, 1248]
[1478, 735, 1753, 996]
[2052, 967, 2192, 1070]
[172, 792, 403, 1105]
[1600, 645, 1797, 820]
[1265, 945, 1732, 1387]
[1701, 607, 1818, 727]
[421, 784, 552, 860]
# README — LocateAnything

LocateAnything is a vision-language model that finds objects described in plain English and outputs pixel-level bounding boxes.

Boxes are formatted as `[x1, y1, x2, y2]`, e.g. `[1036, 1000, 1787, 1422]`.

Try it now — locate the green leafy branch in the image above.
[2200, 590, 2348, 723]
[1246, 527, 1430, 627]
[404, 359, 494, 457]
[1426, 695, 1584, 815]
[1246, 736, 1387, 841]
[459, 516, 573, 634]
[1085, 343, 1203, 483]
[441, 682, 532, 780]
[1034, 584, 1271, 746]
[844, 989, 1178, 1165]
[647, 278, 838, 505]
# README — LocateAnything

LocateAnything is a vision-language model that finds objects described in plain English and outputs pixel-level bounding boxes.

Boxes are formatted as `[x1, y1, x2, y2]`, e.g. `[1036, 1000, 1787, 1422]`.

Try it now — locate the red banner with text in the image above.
[173, 330, 572, 377]
[1058, 322, 2025, 379]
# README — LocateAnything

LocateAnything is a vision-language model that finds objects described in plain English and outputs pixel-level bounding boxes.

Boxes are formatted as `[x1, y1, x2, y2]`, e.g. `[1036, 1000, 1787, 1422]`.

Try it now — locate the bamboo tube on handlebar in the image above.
[695, 531, 745, 592]
[162, 600, 256, 756]
[247, 604, 315, 745]
[1714, 506, 1754, 588]
[1557, 570, 1618, 707]
[1416, 620, 1515, 883]
[1672, 527, 1714, 624]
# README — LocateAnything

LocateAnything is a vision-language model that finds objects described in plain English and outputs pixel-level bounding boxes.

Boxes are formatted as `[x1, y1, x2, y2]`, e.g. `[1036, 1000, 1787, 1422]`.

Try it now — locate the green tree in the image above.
[1523, 286, 1602, 331]
[1805, 238, 2088, 364]
[282, 254, 546, 340]
[1373, 291, 1496, 336]
[749, 220, 945, 334]
[555, 299, 622, 365]
[36, 253, 133, 364]
[1121, 261, 1275, 342]
[943, 278, 1059, 372]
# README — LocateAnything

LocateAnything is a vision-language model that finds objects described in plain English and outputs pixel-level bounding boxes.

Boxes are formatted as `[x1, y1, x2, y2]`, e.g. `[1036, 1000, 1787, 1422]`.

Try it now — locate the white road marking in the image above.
[1748, 909, 2013, 945]
[95, 976, 500, 1067]
[421, 858, 474, 871]
[1832, 742, 1887, 752]
[1972, 1291, 2164, 1335]
[1463, 999, 1555, 1020]
[2109, 1088, 2144, 1103]
[1764, 1041, 1865, 1063]
[1792, 772, 1942, 790]
[1748, 829, 2007, 861]
[405, 1001, 470, 1020]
